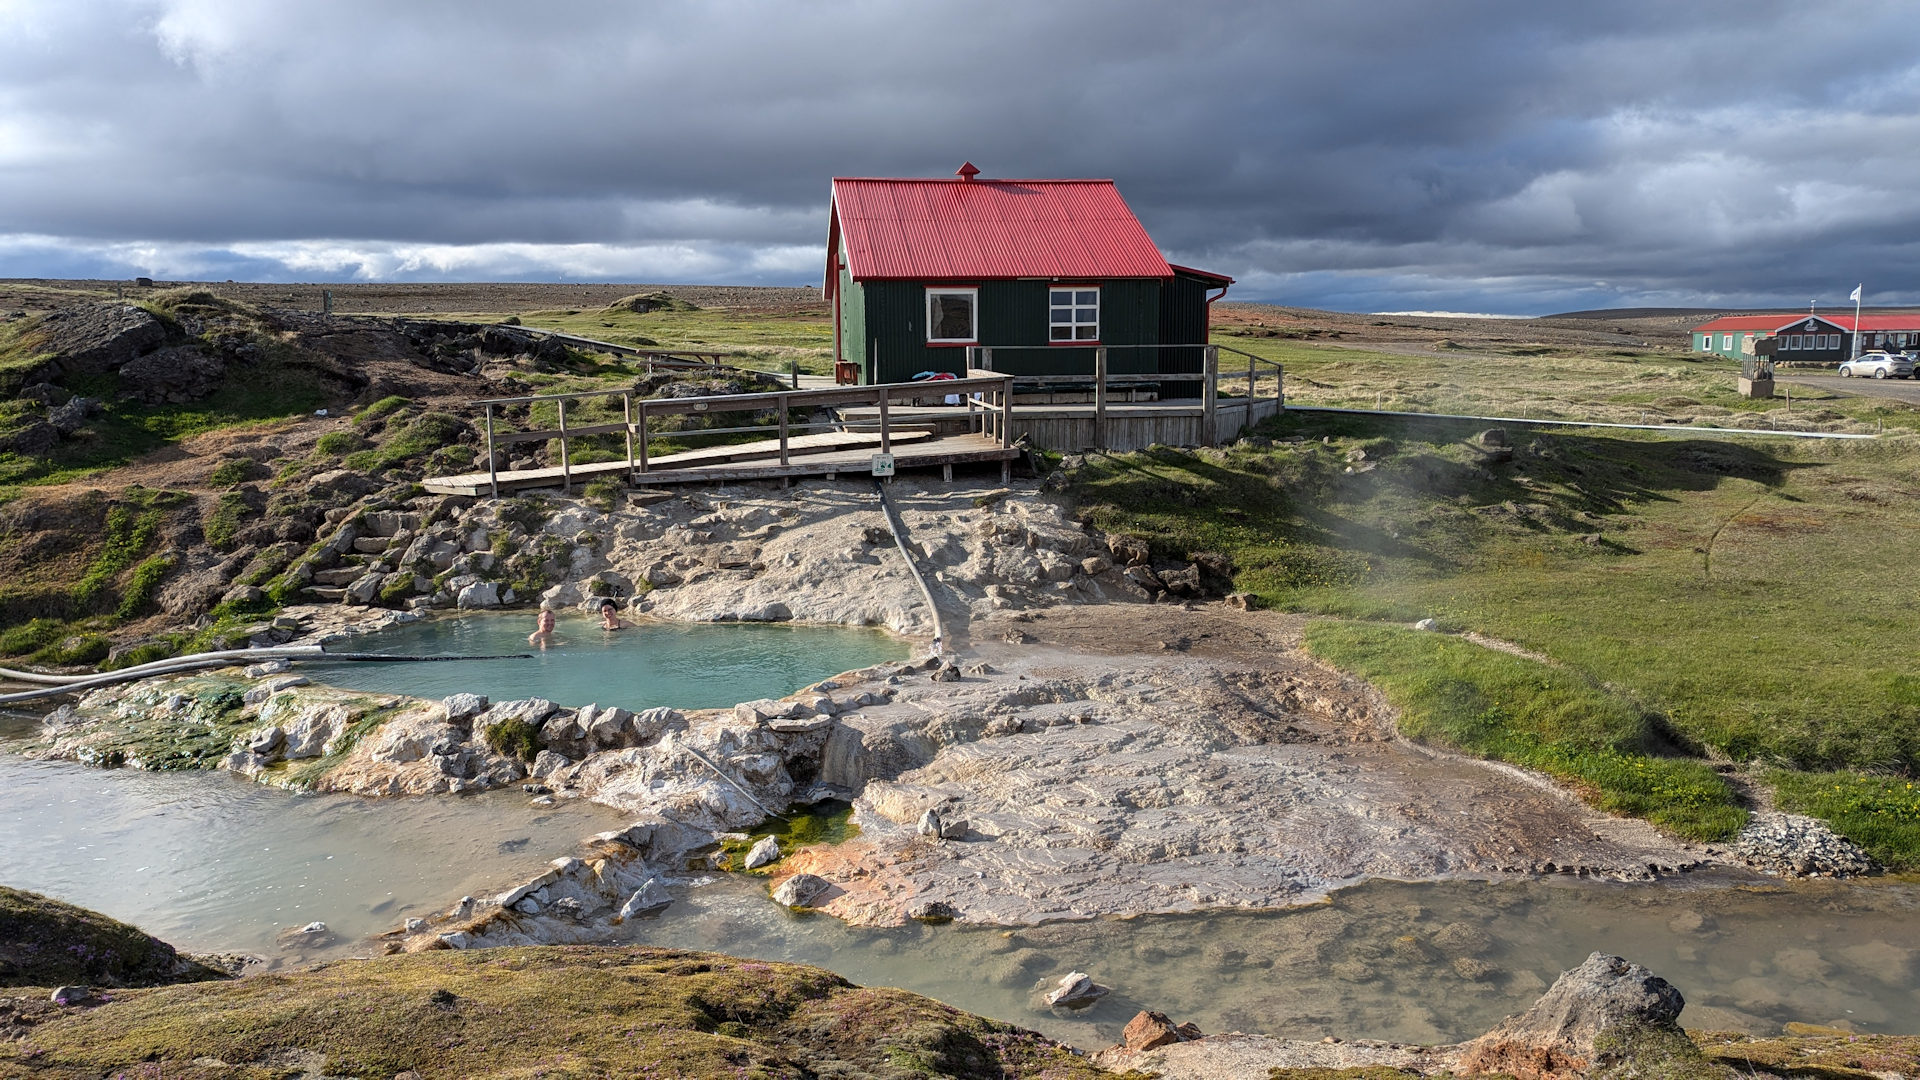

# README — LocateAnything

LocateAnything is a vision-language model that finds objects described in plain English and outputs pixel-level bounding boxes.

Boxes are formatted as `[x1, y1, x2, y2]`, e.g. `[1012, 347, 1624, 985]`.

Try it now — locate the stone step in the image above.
[352, 537, 394, 554]
[302, 586, 349, 601]
[311, 568, 364, 586]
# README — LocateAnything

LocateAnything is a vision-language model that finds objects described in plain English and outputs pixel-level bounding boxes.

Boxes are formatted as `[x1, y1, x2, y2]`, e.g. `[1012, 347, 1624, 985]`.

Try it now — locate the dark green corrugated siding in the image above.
[860, 279, 1165, 384]
[1156, 272, 1215, 397]
[838, 268, 866, 378]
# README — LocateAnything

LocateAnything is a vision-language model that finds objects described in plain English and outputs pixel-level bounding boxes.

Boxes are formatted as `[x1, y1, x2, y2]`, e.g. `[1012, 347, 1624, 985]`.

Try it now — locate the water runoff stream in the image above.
[3, 614, 1916, 1050]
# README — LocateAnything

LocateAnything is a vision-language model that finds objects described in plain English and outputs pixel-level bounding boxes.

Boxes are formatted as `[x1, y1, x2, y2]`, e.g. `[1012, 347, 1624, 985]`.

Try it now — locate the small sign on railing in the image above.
[870, 454, 895, 477]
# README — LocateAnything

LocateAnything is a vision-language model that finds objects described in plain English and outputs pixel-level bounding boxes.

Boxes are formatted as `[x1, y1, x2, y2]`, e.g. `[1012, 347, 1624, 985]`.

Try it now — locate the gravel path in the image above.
[1777, 372, 1920, 405]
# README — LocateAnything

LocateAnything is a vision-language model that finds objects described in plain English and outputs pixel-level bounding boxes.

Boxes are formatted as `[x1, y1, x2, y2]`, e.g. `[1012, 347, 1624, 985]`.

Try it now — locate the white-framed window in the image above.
[925, 287, 978, 344]
[1721, 334, 1732, 350]
[1049, 287, 1099, 342]
[1698, 334, 1709, 351]
[1786, 335, 1799, 349]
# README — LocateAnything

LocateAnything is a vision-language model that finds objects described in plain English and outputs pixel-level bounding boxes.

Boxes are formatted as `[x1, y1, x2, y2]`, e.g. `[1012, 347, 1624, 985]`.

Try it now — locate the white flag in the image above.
[1850, 284, 1863, 302]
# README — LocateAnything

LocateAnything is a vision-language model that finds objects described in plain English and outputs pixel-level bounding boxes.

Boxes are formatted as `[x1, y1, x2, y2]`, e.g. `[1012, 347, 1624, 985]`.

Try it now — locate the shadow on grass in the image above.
[1068, 411, 1822, 599]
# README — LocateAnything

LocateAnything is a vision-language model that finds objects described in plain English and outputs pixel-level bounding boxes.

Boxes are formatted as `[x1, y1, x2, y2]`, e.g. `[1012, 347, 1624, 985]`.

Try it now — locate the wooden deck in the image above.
[841, 396, 1282, 452]
[423, 430, 1015, 496]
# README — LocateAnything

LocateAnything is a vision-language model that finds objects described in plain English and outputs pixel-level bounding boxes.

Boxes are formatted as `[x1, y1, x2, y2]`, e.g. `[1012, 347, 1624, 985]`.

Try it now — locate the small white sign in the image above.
[870, 454, 895, 477]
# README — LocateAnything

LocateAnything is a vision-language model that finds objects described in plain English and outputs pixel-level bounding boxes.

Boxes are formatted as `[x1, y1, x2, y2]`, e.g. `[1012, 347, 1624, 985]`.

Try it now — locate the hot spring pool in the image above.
[303, 613, 911, 709]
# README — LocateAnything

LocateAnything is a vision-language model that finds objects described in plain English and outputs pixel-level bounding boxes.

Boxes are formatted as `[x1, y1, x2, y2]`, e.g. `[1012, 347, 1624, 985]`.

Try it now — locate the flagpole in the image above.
[1852, 284, 1863, 359]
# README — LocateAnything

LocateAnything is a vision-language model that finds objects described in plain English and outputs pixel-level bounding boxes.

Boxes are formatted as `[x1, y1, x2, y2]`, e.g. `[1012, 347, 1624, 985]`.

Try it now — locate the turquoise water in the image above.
[303, 614, 910, 709]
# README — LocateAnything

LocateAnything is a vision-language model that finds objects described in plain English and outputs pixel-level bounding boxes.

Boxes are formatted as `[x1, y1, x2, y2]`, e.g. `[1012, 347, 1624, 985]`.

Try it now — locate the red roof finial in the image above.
[956, 162, 980, 180]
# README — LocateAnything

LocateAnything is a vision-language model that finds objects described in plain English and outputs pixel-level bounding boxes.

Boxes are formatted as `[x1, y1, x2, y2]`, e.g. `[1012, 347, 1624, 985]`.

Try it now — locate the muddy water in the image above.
[0, 731, 626, 963]
[616, 873, 1920, 1049]
[303, 613, 910, 709]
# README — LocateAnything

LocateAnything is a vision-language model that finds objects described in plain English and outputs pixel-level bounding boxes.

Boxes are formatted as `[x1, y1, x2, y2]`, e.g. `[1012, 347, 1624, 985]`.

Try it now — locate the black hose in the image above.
[316, 652, 536, 662]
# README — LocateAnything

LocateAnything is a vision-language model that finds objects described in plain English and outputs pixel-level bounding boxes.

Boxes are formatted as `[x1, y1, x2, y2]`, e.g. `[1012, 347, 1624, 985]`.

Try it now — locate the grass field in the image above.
[1214, 333, 1918, 435]
[1065, 394, 1920, 862]
[425, 296, 837, 378]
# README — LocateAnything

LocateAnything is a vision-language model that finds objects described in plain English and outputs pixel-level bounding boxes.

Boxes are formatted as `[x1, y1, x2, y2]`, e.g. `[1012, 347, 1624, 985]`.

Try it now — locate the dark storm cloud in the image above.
[2, 0, 1917, 311]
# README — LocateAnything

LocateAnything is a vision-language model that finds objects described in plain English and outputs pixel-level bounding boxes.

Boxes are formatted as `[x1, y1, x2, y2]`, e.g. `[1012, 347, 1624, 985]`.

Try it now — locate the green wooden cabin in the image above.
[826, 164, 1231, 389]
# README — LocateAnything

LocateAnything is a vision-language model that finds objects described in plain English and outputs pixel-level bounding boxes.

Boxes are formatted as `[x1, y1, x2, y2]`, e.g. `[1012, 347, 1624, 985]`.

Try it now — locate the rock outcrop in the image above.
[1457, 952, 1686, 1078]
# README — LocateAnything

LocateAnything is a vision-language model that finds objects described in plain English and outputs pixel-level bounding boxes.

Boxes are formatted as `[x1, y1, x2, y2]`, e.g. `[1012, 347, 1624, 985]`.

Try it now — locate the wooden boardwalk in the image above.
[423, 373, 1023, 497]
[423, 430, 1013, 495]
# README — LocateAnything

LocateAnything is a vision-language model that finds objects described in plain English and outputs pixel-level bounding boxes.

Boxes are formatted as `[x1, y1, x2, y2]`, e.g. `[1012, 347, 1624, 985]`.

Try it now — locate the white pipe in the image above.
[871, 479, 946, 657]
[0, 657, 273, 704]
[0, 646, 325, 686]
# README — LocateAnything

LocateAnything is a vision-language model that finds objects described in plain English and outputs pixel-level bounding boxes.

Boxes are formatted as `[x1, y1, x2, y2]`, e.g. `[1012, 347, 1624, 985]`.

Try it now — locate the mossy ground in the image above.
[715, 801, 860, 873]
[0, 887, 224, 990]
[4, 946, 1111, 1080]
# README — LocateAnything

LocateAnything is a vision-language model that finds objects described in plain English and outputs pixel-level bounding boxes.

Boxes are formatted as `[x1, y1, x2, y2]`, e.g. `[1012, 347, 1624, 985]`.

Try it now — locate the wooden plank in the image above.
[422, 433, 1015, 495]
[425, 430, 936, 492]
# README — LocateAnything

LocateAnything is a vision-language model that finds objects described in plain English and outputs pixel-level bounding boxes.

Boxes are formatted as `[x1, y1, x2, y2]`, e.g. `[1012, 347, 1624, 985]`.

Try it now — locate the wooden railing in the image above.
[472, 372, 1017, 497]
[963, 343, 1283, 447]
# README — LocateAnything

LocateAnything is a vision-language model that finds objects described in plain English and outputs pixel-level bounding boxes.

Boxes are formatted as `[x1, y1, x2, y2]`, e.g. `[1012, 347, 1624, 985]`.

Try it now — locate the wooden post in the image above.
[1248, 350, 1257, 398]
[999, 376, 1013, 448]
[1202, 346, 1219, 445]
[485, 403, 498, 498]
[877, 386, 891, 454]
[778, 393, 790, 465]
[557, 398, 571, 494]
[636, 402, 649, 475]
[1093, 346, 1108, 450]
[623, 392, 635, 486]
[980, 347, 993, 371]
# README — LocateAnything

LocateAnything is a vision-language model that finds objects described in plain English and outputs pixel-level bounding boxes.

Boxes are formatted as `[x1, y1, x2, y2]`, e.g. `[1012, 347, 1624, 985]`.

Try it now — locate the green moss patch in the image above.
[6, 946, 1107, 1079]
[0, 887, 225, 989]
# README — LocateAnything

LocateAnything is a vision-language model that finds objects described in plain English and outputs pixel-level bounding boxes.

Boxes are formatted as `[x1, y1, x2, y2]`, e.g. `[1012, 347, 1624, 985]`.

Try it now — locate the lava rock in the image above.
[742, 835, 780, 869]
[771, 873, 831, 909]
[618, 879, 672, 918]
[1044, 971, 1109, 1008]
[1459, 952, 1684, 1077]
[119, 346, 226, 404]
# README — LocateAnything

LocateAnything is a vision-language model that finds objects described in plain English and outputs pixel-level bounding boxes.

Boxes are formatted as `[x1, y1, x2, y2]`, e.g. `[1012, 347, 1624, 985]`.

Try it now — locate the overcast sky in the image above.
[3, 0, 1917, 314]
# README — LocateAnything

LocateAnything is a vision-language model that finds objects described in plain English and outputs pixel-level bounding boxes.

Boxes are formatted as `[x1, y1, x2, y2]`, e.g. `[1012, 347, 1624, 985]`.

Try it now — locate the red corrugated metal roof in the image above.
[1809, 313, 1920, 331]
[1693, 312, 1920, 333]
[1169, 262, 1234, 286]
[832, 175, 1176, 281]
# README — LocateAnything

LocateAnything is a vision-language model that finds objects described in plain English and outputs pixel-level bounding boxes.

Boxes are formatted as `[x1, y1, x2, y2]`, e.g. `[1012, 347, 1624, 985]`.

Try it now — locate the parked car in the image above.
[1837, 352, 1916, 379]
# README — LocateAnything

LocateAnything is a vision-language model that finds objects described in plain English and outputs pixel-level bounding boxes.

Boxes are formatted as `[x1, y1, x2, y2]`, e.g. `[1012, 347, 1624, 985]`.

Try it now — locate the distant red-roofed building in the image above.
[825, 163, 1232, 385]
[1690, 312, 1920, 361]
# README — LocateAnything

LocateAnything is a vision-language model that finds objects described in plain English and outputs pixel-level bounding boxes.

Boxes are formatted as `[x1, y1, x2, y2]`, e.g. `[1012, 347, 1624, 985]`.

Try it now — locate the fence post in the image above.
[1202, 346, 1219, 445]
[778, 393, 790, 465]
[1093, 346, 1108, 450]
[485, 403, 498, 498]
[636, 401, 649, 475]
[557, 398, 572, 494]
[999, 376, 1014, 448]
[1247, 350, 1256, 397]
[623, 393, 636, 486]
[877, 386, 891, 454]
